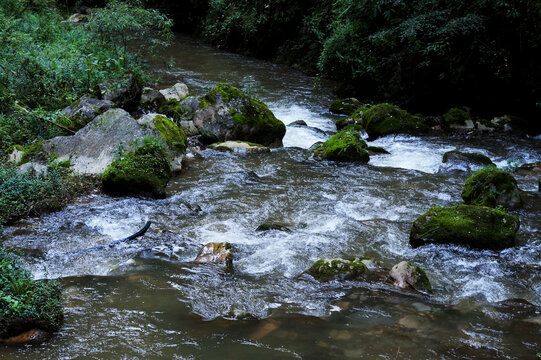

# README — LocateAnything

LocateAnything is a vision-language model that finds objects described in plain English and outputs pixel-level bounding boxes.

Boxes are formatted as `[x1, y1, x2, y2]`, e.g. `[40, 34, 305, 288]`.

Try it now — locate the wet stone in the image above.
[194, 242, 233, 270]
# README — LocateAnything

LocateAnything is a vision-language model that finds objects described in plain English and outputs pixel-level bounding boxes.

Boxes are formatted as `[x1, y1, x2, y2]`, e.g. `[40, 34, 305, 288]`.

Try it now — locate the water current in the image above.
[1, 34, 541, 359]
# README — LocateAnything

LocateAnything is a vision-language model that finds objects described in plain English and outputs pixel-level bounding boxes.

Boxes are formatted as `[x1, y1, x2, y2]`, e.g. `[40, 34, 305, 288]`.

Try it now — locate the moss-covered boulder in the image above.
[462, 166, 522, 208]
[442, 150, 494, 167]
[389, 261, 432, 293]
[410, 205, 520, 250]
[338, 103, 427, 139]
[102, 136, 172, 198]
[443, 108, 471, 128]
[311, 125, 370, 162]
[0, 248, 63, 340]
[306, 258, 368, 281]
[193, 83, 286, 147]
[137, 114, 187, 153]
[329, 98, 361, 115]
[194, 242, 233, 270]
[208, 140, 270, 153]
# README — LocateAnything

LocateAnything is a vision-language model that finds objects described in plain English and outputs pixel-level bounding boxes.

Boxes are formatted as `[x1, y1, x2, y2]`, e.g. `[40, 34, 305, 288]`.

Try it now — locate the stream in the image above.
[1, 34, 541, 359]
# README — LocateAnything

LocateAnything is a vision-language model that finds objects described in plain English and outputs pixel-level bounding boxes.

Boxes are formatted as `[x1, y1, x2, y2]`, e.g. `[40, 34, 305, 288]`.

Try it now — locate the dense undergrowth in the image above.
[147, 0, 540, 128]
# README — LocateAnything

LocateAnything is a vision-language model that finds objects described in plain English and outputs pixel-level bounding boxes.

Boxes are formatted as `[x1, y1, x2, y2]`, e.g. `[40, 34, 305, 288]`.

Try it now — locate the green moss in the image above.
[16, 141, 45, 165]
[307, 258, 368, 281]
[0, 248, 63, 338]
[157, 99, 195, 122]
[462, 166, 521, 208]
[409, 204, 520, 250]
[443, 108, 470, 126]
[197, 83, 245, 110]
[335, 106, 370, 130]
[358, 103, 427, 139]
[151, 115, 187, 152]
[329, 98, 361, 115]
[407, 262, 432, 292]
[102, 136, 172, 198]
[311, 126, 369, 162]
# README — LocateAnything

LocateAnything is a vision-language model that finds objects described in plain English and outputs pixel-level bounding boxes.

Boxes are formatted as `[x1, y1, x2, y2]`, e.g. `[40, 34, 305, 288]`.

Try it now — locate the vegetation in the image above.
[0, 248, 63, 338]
[157, 0, 540, 127]
[307, 258, 368, 281]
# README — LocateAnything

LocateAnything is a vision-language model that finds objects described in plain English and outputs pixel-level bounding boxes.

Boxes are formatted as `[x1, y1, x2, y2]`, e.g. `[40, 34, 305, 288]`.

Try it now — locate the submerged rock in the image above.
[208, 141, 270, 153]
[410, 204, 520, 250]
[255, 222, 292, 232]
[366, 146, 390, 155]
[288, 120, 308, 127]
[0, 329, 50, 344]
[193, 83, 286, 146]
[389, 261, 432, 293]
[337, 103, 427, 139]
[462, 166, 522, 208]
[442, 150, 494, 167]
[329, 98, 361, 115]
[61, 97, 113, 131]
[306, 258, 368, 281]
[311, 125, 370, 162]
[194, 242, 233, 270]
[102, 136, 172, 198]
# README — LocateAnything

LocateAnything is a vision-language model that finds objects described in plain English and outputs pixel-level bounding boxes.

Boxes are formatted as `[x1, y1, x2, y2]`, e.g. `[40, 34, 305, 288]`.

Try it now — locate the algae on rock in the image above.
[307, 258, 368, 281]
[311, 125, 370, 162]
[462, 166, 522, 208]
[409, 204, 520, 250]
[101, 136, 172, 198]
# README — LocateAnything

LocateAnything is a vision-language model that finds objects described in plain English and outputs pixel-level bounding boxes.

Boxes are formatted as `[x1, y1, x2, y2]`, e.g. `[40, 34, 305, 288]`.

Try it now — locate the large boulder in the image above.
[337, 103, 428, 139]
[42, 109, 184, 175]
[61, 97, 113, 131]
[461, 166, 522, 208]
[101, 136, 172, 198]
[159, 97, 201, 136]
[98, 75, 142, 111]
[306, 258, 368, 281]
[329, 98, 361, 115]
[193, 83, 286, 147]
[194, 242, 233, 270]
[410, 205, 520, 250]
[389, 261, 432, 294]
[140, 87, 166, 112]
[137, 114, 187, 153]
[311, 125, 370, 162]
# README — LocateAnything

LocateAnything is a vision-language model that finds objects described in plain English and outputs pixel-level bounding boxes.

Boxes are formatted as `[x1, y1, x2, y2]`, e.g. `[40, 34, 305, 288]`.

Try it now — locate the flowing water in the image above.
[2, 34, 541, 359]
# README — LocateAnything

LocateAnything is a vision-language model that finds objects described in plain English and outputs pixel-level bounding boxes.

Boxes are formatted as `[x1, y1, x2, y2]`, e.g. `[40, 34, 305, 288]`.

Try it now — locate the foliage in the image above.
[0, 247, 63, 337]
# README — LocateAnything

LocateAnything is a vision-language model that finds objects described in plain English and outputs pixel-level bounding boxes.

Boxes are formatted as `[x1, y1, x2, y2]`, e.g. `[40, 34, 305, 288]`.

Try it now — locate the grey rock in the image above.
[98, 75, 141, 111]
[159, 83, 189, 101]
[140, 87, 166, 111]
[62, 97, 113, 130]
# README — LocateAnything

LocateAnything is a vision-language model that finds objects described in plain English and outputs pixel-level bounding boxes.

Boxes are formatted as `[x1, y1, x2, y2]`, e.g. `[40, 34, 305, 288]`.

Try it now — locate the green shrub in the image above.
[0, 247, 63, 338]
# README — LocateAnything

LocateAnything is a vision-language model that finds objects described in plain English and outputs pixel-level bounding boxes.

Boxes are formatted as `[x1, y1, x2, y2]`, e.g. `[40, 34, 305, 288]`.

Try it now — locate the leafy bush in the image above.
[0, 247, 63, 338]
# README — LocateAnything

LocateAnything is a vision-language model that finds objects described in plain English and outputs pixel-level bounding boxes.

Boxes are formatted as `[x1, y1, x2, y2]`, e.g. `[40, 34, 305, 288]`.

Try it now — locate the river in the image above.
[1, 34, 541, 359]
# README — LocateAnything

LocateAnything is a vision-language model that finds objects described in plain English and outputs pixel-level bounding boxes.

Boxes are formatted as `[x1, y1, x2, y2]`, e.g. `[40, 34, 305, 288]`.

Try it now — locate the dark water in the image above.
[1, 34, 541, 359]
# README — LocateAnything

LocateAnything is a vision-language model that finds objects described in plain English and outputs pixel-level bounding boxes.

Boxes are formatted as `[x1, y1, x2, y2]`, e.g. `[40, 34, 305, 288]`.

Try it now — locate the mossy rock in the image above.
[0, 248, 63, 339]
[462, 166, 522, 208]
[311, 125, 369, 162]
[307, 258, 368, 281]
[102, 136, 172, 198]
[329, 98, 361, 115]
[389, 261, 432, 293]
[150, 115, 187, 152]
[442, 150, 494, 167]
[410, 204, 520, 250]
[443, 108, 470, 126]
[158, 99, 195, 122]
[357, 103, 428, 139]
[14, 141, 46, 166]
[194, 83, 286, 147]
[335, 106, 371, 130]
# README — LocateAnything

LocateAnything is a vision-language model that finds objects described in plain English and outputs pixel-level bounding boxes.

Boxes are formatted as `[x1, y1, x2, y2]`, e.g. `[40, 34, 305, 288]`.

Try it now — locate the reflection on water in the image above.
[1, 34, 541, 359]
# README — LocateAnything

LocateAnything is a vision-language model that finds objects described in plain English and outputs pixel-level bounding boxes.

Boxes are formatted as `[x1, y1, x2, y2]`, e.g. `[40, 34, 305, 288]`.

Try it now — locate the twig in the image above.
[13, 103, 76, 134]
